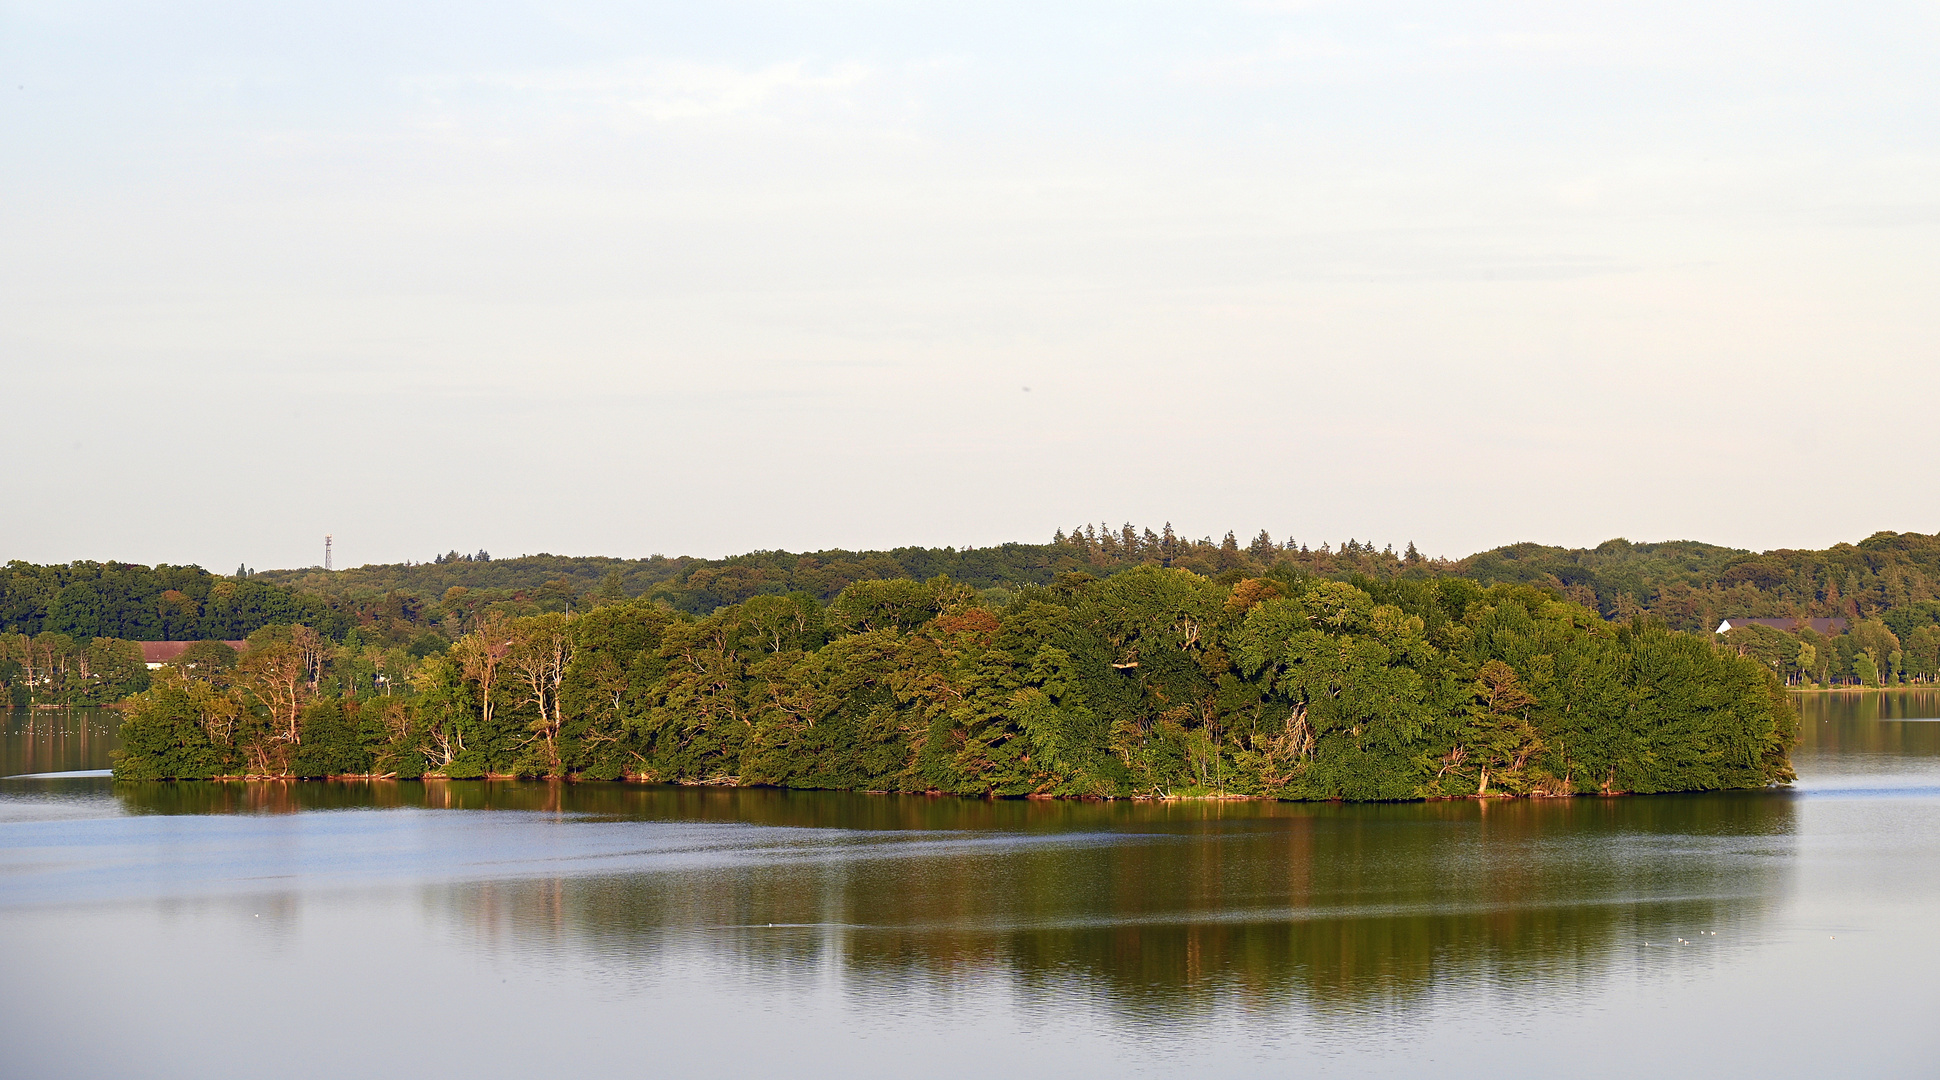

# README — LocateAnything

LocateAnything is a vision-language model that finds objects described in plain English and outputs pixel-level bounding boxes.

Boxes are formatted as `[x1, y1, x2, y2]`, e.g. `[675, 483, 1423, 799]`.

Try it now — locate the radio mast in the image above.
[325, 534, 333, 571]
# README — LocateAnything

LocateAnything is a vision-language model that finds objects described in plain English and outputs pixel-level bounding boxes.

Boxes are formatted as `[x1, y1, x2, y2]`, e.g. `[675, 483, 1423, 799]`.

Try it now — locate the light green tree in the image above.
[1853, 653, 1881, 688]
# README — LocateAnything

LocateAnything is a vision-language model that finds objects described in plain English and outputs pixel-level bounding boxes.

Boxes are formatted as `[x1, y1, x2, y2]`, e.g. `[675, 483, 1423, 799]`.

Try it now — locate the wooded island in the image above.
[105, 568, 1794, 798]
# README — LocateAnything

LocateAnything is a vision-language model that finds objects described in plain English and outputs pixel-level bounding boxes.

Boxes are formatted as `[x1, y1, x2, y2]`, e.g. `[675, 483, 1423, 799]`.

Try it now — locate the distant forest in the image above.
[7, 526, 1940, 706]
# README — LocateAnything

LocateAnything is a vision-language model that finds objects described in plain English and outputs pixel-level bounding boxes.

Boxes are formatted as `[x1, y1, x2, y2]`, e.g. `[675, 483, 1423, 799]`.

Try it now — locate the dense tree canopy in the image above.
[1457, 531, 1940, 634]
[113, 568, 1795, 799]
[230, 526, 1940, 641]
[17, 526, 1940, 713]
[0, 561, 349, 641]
[0, 633, 149, 707]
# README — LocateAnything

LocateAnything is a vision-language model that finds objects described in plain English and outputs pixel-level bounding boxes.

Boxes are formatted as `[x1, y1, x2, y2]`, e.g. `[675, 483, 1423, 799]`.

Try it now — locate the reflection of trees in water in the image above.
[1794, 690, 1940, 755]
[372, 789, 1797, 1016]
[2, 707, 120, 775]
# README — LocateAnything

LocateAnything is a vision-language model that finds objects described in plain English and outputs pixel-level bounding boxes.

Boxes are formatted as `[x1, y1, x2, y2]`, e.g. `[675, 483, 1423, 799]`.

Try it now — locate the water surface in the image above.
[3, 698, 1938, 1077]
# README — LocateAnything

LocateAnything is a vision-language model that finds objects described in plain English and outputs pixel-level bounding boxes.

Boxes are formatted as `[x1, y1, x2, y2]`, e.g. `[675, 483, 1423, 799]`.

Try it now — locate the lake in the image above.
[3, 691, 1938, 1077]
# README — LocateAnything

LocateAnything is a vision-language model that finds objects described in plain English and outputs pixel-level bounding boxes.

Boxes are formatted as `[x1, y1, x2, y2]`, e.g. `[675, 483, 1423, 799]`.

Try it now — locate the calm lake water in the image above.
[4, 692, 1939, 1078]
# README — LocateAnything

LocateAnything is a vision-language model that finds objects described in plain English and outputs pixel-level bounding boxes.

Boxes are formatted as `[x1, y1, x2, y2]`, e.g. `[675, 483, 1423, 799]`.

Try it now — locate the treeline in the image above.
[258, 542, 1078, 613]
[20, 527, 1940, 695]
[248, 527, 1428, 633]
[0, 620, 432, 708]
[247, 527, 1940, 641]
[0, 634, 150, 707]
[1722, 618, 1940, 688]
[1458, 532, 1940, 633]
[255, 553, 692, 609]
[114, 567, 1795, 800]
[1, 561, 349, 641]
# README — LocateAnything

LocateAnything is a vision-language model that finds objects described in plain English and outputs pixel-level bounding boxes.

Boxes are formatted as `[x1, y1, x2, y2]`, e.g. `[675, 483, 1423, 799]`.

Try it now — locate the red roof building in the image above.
[139, 641, 248, 669]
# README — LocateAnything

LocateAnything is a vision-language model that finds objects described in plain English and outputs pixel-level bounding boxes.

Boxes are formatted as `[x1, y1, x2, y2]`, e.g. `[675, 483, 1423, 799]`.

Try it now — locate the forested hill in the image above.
[252, 543, 1079, 610]
[13, 527, 1940, 648]
[261, 527, 1940, 636]
[256, 554, 690, 607]
[247, 531, 1437, 625]
[0, 560, 349, 641]
[1455, 531, 1940, 638]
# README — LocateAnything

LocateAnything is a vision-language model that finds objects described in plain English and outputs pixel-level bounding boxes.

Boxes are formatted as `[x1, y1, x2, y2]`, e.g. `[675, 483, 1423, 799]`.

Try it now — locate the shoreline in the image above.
[1787, 685, 1937, 693]
[102, 772, 1775, 802]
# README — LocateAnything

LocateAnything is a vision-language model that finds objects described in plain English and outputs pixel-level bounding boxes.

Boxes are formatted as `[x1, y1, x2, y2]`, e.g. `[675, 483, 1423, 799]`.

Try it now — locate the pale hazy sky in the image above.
[4, 1, 1937, 572]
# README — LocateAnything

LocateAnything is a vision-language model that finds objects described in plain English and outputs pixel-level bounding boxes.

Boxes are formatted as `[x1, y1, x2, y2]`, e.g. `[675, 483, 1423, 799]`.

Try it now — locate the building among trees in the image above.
[1715, 617, 1848, 635]
[138, 641, 247, 669]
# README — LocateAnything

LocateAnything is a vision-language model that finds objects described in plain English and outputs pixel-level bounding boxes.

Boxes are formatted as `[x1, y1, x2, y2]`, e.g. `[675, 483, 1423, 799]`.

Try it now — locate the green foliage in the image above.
[1459, 531, 1940, 635]
[1853, 653, 1881, 688]
[1, 560, 351, 642]
[173, 639, 240, 672]
[110, 671, 234, 780]
[111, 576, 1796, 801]
[90, 523, 1940, 790]
[0, 633, 151, 705]
[1904, 627, 1940, 681]
[292, 700, 370, 777]
[56, 523, 1940, 699]
[1879, 601, 1940, 644]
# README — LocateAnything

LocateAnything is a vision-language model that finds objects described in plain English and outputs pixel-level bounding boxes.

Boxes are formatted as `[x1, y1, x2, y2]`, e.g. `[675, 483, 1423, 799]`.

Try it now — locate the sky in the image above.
[4, 1, 1937, 572]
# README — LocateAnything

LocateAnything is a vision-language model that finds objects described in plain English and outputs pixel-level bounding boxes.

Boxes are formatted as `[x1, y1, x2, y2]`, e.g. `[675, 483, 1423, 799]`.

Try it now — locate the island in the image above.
[108, 567, 1794, 799]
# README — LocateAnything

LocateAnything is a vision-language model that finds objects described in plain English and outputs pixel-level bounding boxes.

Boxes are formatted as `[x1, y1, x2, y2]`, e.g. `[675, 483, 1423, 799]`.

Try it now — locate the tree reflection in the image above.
[298, 787, 1808, 1016]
